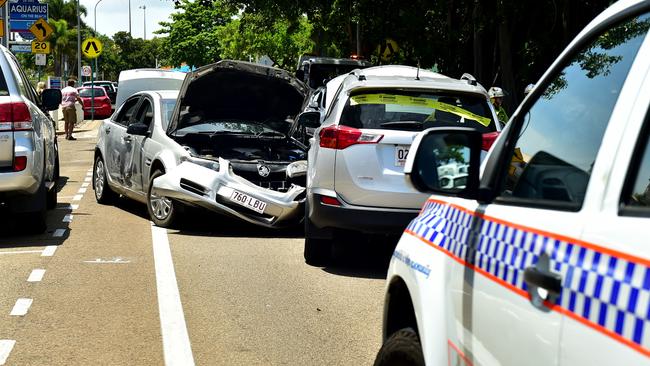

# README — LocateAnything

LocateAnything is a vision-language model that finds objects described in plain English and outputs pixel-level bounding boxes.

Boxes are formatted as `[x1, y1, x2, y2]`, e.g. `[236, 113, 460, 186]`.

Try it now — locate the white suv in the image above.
[298, 66, 500, 265]
[0, 46, 61, 233]
[374, 1, 650, 365]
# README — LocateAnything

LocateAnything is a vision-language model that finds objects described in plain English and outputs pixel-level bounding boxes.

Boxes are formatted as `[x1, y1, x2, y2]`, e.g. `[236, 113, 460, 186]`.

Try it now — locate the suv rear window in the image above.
[339, 91, 496, 133]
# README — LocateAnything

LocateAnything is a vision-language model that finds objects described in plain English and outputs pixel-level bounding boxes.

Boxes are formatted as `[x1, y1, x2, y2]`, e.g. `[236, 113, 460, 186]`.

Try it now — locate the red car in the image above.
[77, 86, 113, 119]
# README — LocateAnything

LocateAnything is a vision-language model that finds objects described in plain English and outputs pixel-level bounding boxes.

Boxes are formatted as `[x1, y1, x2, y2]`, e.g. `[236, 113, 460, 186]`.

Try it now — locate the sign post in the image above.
[82, 37, 102, 121]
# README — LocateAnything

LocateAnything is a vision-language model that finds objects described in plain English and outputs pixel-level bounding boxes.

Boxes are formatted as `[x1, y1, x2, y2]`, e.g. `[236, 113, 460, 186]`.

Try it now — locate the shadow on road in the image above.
[0, 201, 73, 248]
[170, 208, 304, 239]
[320, 238, 395, 280]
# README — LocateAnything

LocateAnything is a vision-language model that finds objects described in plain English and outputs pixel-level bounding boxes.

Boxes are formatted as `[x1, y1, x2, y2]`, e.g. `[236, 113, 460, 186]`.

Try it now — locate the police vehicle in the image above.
[374, 1, 650, 365]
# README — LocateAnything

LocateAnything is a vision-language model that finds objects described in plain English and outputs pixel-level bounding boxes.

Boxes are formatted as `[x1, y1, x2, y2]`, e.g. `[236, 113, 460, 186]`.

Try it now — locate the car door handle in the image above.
[105, 127, 111, 134]
[524, 267, 562, 297]
[122, 136, 132, 143]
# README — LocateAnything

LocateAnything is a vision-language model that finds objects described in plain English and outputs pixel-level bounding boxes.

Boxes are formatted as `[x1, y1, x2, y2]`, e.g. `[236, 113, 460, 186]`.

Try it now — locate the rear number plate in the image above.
[229, 190, 267, 214]
[395, 145, 410, 166]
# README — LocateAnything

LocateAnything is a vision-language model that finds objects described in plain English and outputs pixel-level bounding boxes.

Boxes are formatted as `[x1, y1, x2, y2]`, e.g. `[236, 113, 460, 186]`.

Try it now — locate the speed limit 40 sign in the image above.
[31, 41, 50, 54]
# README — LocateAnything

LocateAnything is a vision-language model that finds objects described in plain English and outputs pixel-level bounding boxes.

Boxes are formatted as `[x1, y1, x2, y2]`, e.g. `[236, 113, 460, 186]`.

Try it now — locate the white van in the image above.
[115, 69, 186, 108]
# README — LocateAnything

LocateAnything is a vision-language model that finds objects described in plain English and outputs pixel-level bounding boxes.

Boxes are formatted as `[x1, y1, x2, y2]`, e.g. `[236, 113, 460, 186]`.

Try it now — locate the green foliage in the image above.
[156, 0, 236, 67]
[216, 14, 314, 69]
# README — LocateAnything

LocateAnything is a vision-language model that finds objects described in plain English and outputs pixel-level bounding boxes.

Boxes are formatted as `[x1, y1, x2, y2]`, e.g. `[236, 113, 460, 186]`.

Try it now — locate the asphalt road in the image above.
[0, 121, 391, 365]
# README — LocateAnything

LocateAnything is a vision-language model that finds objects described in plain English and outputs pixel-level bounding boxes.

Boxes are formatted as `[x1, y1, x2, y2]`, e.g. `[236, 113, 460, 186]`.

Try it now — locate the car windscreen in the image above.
[174, 120, 281, 137]
[79, 88, 105, 97]
[161, 99, 176, 130]
[339, 90, 496, 133]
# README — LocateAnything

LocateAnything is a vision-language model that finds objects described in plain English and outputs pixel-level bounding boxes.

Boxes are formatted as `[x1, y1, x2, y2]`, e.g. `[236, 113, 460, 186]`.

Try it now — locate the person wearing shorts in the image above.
[60, 79, 82, 140]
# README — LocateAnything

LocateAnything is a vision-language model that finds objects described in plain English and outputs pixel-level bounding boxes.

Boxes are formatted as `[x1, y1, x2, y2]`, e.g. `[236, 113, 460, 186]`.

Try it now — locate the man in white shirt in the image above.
[60, 79, 82, 140]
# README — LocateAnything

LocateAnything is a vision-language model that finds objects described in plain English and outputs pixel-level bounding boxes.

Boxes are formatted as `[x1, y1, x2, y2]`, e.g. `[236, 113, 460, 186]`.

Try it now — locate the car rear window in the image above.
[79, 88, 105, 97]
[339, 90, 496, 133]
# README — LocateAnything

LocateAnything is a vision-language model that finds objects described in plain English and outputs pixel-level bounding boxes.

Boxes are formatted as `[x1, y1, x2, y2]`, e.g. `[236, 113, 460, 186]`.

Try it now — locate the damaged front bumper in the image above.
[151, 158, 305, 228]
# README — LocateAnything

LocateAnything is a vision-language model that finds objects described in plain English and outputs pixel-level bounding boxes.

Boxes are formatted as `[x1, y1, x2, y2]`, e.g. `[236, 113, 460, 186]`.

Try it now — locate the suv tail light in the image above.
[13, 156, 27, 171]
[0, 102, 32, 131]
[319, 125, 383, 150]
[482, 132, 499, 151]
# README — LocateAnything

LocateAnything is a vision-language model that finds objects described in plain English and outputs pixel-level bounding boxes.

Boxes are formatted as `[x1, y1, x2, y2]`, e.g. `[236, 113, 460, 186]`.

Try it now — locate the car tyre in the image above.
[147, 170, 180, 228]
[46, 155, 59, 209]
[94, 155, 117, 204]
[373, 328, 425, 366]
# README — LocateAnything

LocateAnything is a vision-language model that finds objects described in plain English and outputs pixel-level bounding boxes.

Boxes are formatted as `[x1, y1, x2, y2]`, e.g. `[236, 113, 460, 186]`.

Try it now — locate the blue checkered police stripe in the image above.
[404, 199, 650, 357]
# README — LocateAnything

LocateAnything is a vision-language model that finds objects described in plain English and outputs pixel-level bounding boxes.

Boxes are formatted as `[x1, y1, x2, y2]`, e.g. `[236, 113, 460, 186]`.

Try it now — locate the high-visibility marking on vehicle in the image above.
[406, 198, 650, 358]
[9, 298, 32, 316]
[27, 269, 45, 282]
[448, 339, 474, 366]
[0, 340, 15, 365]
[41, 245, 57, 256]
[151, 223, 195, 366]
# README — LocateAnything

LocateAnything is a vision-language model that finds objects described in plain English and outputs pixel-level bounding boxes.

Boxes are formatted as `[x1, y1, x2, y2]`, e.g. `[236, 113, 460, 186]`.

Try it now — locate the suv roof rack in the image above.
[460, 73, 478, 86]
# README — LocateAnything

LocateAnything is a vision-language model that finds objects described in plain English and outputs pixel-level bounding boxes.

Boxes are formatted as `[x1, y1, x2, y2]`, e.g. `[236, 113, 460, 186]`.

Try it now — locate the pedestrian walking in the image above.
[488, 86, 509, 125]
[60, 79, 82, 141]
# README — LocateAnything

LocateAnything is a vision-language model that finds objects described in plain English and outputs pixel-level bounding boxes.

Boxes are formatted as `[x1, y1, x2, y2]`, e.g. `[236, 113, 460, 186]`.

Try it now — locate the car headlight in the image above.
[287, 160, 308, 178]
[181, 156, 220, 171]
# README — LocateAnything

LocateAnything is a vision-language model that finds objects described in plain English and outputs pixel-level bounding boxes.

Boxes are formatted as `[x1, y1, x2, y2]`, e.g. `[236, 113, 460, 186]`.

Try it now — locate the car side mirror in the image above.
[404, 127, 482, 198]
[127, 122, 149, 136]
[41, 89, 62, 111]
[297, 111, 321, 129]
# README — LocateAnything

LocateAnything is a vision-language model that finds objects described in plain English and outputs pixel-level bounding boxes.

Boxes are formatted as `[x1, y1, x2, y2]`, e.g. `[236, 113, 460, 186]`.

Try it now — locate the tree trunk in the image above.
[498, 19, 517, 111]
[472, 0, 484, 82]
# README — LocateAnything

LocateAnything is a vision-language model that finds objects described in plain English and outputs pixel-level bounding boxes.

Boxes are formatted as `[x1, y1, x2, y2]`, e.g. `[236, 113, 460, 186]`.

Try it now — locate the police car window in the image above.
[624, 122, 650, 211]
[498, 13, 650, 210]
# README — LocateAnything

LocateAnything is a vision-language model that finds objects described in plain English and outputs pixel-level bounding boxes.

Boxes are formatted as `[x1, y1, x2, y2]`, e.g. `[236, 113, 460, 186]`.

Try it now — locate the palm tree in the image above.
[46, 0, 87, 27]
[49, 19, 72, 76]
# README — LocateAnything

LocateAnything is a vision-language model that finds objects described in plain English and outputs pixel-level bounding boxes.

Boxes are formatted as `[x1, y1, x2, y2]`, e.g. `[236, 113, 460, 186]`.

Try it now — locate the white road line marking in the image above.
[63, 214, 73, 223]
[151, 224, 195, 366]
[85, 171, 92, 176]
[72, 194, 83, 201]
[84, 257, 130, 264]
[81, 182, 90, 188]
[84, 177, 92, 182]
[52, 229, 66, 238]
[27, 269, 45, 282]
[0, 340, 15, 365]
[71, 204, 79, 210]
[42, 245, 57, 256]
[77, 187, 87, 194]
[0, 250, 43, 255]
[10, 298, 32, 316]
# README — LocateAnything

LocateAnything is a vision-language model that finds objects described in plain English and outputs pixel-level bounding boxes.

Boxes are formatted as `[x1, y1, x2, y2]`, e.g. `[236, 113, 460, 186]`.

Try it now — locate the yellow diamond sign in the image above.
[29, 18, 53, 42]
[82, 37, 103, 59]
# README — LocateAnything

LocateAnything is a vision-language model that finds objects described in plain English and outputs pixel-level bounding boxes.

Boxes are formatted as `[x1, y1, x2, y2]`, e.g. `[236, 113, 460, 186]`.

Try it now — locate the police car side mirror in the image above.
[404, 127, 482, 199]
[41, 89, 62, 111]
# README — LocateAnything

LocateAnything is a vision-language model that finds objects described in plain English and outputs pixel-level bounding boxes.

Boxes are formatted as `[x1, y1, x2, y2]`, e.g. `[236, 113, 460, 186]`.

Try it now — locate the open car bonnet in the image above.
[167, 60, 309, 134]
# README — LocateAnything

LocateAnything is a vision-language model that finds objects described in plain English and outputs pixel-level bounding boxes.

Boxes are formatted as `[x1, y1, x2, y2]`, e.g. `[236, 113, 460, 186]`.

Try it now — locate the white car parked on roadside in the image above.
[374, 1, 650, 365]
[296, 65, 501, 265]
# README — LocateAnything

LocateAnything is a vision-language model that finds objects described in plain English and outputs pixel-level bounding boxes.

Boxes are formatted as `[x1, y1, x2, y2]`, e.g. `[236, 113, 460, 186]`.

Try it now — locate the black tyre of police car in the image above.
[374, 328, 425, 366]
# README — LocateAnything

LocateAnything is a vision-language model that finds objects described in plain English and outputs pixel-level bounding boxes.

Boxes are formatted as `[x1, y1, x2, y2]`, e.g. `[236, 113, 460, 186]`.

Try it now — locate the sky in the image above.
[79, 0, 176, 40]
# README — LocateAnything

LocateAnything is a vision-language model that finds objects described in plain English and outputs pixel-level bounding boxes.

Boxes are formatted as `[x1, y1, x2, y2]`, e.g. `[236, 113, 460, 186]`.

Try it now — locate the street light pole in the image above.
[139, 5, 147, 40]
[92, 0, 104, 122]
[77, 0, 81, 83]
[128, 0, 131, 35]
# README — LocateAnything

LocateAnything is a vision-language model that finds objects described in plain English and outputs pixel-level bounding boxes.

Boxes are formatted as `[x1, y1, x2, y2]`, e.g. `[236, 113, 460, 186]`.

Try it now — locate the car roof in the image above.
[338, 66, 488, 96]
[118, 69, 186, 83]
